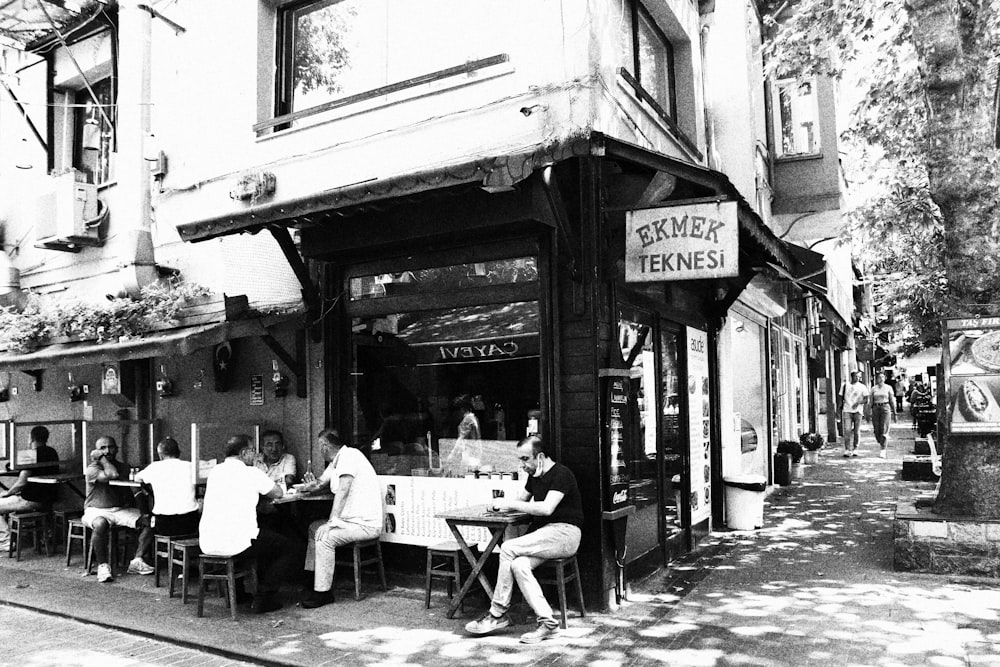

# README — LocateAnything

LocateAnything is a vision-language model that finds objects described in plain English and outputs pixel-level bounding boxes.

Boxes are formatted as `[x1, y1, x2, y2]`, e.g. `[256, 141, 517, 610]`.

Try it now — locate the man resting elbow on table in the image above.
[464, 435, 583, 644]
[299, 428, 383, 609]
[0, 426, 59, 553]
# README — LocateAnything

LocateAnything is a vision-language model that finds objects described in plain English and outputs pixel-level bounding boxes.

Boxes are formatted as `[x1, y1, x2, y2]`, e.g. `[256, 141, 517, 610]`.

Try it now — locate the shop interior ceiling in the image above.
[0, 0, 99, 49]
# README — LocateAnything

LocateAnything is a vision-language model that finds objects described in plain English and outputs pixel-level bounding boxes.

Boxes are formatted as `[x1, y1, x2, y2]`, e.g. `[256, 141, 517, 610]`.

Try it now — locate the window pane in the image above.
[285, 0, 502, 114]
[352, 301, 540, 477]
[349, 257, 538, 301]
[74, 78, 115, 185]
[637, 11, 671, 113]
[778, 80, 820, 155]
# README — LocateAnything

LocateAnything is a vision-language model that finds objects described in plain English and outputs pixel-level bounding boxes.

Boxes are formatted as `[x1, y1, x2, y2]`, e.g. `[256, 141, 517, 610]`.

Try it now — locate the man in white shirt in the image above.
[838, 370, 870, 457]
[300, 428, 383, 609]
[132, 437, 200, 571]
[199, 434, 295, 614]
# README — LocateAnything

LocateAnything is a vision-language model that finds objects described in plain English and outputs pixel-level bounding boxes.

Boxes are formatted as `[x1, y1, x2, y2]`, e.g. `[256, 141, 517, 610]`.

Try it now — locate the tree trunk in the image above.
[905, 0, 1000, 517]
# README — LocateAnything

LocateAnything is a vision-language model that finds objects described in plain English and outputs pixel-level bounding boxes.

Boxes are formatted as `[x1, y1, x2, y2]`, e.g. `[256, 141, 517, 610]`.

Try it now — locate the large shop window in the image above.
[347, 256, 540, 478]
[276, 0, 502, 116]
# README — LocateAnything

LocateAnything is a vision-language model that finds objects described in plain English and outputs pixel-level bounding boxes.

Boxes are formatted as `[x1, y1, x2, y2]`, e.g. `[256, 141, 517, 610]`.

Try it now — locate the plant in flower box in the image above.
[799, 432, 825, 464]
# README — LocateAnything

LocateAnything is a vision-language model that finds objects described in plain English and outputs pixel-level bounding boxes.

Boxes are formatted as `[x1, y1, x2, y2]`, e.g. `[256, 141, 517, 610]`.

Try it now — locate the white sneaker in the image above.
[96, 563, 113, 583]
[879, 449, 887, 459]
[127, 557, 154, 575]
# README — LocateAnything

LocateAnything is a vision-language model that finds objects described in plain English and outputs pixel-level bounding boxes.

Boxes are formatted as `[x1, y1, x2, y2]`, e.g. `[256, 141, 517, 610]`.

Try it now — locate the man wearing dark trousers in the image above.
[199, 434, 296, 614]
[464, 435, 583, 644]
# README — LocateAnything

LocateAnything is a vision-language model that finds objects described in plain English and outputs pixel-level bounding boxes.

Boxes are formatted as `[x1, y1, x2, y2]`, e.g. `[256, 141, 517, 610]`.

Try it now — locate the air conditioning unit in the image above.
[34, 170, 105, 252]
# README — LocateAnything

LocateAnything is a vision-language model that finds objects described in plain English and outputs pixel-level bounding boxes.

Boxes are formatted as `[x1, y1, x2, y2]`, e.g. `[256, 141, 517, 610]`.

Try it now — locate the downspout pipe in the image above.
[115, 0, 157, 297]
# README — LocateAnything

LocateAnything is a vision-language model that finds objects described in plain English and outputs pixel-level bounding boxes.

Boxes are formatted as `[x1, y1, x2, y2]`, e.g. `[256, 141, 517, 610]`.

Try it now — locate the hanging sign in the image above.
[250, 374, 264, 406]
[626, 200, 738, 282]
[945, 318, 1000, 434]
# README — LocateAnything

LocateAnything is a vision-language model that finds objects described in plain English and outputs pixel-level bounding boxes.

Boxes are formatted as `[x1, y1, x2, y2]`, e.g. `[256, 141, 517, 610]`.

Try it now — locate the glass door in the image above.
[660, 327, 684, 537]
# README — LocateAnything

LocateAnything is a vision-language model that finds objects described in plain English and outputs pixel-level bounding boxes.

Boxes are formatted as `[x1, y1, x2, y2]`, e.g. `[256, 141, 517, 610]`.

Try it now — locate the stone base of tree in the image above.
[894, 499, 1000, 577]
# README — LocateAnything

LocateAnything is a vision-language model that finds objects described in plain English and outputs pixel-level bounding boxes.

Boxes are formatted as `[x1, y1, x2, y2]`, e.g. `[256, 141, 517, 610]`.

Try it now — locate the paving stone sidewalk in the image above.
[2, 422, 998, 666]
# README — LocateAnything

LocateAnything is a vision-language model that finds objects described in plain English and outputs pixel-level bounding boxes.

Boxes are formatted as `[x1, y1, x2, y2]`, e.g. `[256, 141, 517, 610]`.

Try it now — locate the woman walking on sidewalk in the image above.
[869, 371, 896, 457]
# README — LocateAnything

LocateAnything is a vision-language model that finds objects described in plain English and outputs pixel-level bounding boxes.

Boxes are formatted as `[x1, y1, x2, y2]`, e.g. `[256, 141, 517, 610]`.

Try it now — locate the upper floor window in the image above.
[276, 0, 501, 117]
[774, 78, 820, 157]
[618, 0, 676, 120]
[72, 77, 115, 184]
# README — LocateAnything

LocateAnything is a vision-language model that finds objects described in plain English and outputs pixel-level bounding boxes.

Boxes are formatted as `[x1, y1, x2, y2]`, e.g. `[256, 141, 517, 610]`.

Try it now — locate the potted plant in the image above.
[799, 432, 825, 465]
[775, 440, 803, 484]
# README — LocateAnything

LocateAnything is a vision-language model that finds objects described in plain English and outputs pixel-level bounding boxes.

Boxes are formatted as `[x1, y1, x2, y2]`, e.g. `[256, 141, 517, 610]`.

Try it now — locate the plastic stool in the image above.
[335, 537, 387, 600]
[425, 540, 467, 609]
[535, 555, 586, 629]
[9, 511, 50, 560]
[197, 553, 255, 620]
[169, 537, 201, 603]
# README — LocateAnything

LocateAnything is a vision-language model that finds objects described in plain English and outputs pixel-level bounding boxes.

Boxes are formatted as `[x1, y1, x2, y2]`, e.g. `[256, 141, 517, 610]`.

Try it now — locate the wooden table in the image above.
[271, 491, 335, 540]
[109, 479, 142, 488]
[434, 504, 530, 619]
[26, 472, 86, 498]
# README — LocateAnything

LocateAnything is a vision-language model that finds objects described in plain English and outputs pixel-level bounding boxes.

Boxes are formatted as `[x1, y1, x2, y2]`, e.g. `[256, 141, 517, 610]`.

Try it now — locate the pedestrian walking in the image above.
[894, 372, 908, 411]
[869, 371, 896, 457]
[838, 370, 869, 456]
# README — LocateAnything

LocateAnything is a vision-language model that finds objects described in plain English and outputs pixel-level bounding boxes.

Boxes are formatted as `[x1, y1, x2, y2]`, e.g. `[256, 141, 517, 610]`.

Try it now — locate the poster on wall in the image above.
[686, 327, 711, 524]
[379, 475, 525, 546]
[946, 318, 1000, 433]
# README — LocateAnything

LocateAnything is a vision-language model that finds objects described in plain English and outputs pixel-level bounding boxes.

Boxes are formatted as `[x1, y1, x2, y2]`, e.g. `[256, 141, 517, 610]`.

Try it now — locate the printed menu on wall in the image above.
[946, 318, 1000, 434]
[686, 327, 711, 525]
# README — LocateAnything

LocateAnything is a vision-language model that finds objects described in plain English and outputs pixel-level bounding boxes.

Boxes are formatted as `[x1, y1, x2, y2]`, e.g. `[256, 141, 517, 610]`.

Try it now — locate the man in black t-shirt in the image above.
[465, 435, 583, 644]
[0, 426, 59, 552]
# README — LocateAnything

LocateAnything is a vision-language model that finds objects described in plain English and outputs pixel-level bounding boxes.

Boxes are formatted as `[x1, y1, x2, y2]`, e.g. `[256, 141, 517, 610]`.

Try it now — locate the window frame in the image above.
[772, 77, 822, 159]
[71, 76, 116, 186]
[621, 0, 677, 121]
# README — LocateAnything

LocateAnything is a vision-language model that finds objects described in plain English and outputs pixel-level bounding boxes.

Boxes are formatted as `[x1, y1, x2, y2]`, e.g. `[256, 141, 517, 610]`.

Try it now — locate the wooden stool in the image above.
[52, 509, 83, 549]
[65, 518, 90, 568]
[168, 537, 201, 603]
[335, 537, 387, 601]
[425, 540, 467, 609]
[197, 553, 255, 620]
[9, 511, 51, 561]
[535, 555, 586, 629]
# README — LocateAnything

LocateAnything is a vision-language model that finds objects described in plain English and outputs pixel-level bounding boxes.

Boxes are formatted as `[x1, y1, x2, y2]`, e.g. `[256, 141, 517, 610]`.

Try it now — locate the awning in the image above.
[174, 132, 793, 272]
[782, 242, 851, 338]
[0, 314, 302, 372]
[394, 302, 539, 366]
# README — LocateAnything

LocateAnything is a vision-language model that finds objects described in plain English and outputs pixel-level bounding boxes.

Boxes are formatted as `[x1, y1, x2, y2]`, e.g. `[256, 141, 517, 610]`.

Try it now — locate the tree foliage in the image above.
[292, 6, 355, 96]
[763, 0, 1000, 348]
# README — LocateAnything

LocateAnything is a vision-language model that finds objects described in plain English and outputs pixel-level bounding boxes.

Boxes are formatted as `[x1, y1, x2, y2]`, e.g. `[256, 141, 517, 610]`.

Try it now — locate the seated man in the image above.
[0, 426, 59, 552]
[254, 430, 297, 488]
[134, 437, 199, 558]
[83, 435, 147, 582]
[300, 428, 383, 609]
[465, 435, 583, 644]
[199, 434, 296, 614]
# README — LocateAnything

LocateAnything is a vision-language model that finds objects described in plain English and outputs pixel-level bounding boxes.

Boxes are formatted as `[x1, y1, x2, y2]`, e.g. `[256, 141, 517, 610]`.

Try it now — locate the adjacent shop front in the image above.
[177, 132, 793, 606]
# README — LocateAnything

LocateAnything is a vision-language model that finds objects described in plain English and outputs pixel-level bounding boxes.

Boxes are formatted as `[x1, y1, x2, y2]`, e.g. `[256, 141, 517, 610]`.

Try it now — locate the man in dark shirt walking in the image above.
[465, 435, 583, 644]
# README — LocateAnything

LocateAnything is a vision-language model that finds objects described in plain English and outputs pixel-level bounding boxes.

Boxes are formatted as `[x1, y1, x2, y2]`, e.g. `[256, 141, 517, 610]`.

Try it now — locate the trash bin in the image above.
[723, 474, 767, 530]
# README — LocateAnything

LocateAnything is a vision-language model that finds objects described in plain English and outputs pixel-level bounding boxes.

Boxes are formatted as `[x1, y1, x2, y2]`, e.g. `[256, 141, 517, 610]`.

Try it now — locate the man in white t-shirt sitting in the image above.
[199, 434, 296, 614]
[299, 428, 383, 609]
[133, 437, 200, 568]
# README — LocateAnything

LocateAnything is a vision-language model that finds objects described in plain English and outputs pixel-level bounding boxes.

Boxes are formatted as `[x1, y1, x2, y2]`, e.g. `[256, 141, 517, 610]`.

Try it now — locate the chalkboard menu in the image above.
[602, 370, 631, 511]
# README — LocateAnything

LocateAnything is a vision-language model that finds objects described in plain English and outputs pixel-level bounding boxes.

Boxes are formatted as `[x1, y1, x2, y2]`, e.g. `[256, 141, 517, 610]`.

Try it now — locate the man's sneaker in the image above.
[879, 449, 887, 459]
[843, 452, 851, 458]
[519, 623, 559, 644]
[851, 451, 860, 457]
[301, 589, 335, 609]
[96, 563, 113, 583]
[464, 612, 512, 636]
[127, 557, 154, 575]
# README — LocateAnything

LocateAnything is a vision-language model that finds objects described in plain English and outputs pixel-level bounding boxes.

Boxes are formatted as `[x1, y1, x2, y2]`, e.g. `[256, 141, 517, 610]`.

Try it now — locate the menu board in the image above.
[946, 318, 1000, 434]
[379, 475, 525, 546]
[603, 372, 630, 510]
[686, 327, 711, 524]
